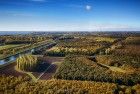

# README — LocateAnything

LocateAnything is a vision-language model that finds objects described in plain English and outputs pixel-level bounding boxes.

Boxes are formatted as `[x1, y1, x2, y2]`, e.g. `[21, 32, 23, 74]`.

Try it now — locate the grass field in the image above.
[46, 37, 116, 56]
[0, 44, 25, 59]
[0, 44, 21, 50]
[93, 37, 118, 43]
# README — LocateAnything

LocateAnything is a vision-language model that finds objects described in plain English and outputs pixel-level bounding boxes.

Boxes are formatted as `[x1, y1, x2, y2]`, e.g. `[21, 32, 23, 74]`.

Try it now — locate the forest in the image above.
[54, 55, 140, 85]
[0, 75, 140, 94]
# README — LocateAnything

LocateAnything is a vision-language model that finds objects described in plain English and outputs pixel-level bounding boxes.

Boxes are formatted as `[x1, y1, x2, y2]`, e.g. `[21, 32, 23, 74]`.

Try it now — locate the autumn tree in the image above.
[16, 55, 38, 71]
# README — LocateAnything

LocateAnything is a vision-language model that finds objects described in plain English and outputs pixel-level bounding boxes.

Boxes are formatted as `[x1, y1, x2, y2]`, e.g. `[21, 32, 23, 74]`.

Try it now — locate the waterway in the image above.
[0, 42, 56, 66]
[0, 49, 34, 65]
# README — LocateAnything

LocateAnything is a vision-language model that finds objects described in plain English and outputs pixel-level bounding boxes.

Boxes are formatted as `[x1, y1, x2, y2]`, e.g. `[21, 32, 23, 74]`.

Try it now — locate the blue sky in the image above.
[0, 0, 140, 31]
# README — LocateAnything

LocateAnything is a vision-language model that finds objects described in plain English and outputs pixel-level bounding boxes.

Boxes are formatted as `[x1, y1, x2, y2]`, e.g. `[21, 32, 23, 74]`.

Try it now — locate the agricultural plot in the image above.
[46, 36, 118, 56]
[109, 36, 140, 56]
[0, 40, 52, 60]
[124, 37, 140, 45]
[0, 44, 24, 58]
[36, 56, 64, 80]
[0, 44, 28, 59]
[0, 63, 26, 77]
[90, 36, 118, 43]
[0, 44, 21, 50]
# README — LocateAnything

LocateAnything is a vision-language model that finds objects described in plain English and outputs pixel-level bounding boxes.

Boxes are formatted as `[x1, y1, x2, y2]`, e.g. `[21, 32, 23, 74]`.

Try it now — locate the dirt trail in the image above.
[109, 66, 126, 73]
[94, 38, 133, 74]
[96, 62, 133, 73]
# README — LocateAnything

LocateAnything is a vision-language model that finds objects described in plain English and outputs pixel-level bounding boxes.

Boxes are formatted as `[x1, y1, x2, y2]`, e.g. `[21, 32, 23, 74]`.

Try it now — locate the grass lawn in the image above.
[93, 37, 117, 43]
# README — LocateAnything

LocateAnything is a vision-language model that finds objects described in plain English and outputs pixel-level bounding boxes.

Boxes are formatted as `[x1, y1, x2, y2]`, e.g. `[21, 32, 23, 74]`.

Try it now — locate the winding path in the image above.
[96, 62, 126, 73]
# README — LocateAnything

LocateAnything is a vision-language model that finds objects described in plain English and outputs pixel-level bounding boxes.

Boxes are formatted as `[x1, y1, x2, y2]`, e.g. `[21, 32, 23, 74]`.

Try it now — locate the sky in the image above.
[0, 0, 140, 31]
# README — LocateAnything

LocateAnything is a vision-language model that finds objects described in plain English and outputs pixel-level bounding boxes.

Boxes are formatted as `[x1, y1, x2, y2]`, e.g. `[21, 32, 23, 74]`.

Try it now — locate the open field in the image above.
[124, 36, 140, 45]
[0, 44, 22, 50]
[0, 44, 24, 58]
[37, 56, 64, 80]
[0, 63, 26, 77]
[109, 36, 140, 56]
[45, 36, 119, 56]
[113, 45, 140, 56]
[0, 39, 53, 60]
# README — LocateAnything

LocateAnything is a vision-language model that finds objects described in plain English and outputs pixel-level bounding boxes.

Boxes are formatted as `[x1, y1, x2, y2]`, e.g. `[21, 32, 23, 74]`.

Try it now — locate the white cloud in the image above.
[0, 23, 139, 31]
[86, 5, 92, 11]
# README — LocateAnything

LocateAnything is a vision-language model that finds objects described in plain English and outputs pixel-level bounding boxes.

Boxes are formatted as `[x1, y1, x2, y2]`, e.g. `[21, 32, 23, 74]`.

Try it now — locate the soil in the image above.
[0, 63, 26, 77]
[40, 64, 57, 80]
[0, 56, 64, 80]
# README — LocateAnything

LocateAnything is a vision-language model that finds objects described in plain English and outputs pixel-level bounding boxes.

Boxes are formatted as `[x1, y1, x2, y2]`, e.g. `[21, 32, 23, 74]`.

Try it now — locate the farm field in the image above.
[0, 63, 26, 77]
[0, 44, 21, 50]
[0, 44, 26, 59]
[45, 36, 119, 56]
[107, 36, 140, 56]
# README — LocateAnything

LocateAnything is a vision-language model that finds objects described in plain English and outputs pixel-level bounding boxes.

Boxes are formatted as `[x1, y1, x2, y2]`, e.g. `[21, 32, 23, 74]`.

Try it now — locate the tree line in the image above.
[0, 75, 140, 94]
[16, 55, 38, 71]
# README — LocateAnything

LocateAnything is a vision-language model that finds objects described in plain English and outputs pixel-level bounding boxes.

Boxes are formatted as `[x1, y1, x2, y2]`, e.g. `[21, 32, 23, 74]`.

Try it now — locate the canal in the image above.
[0, 42, 56, 66]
